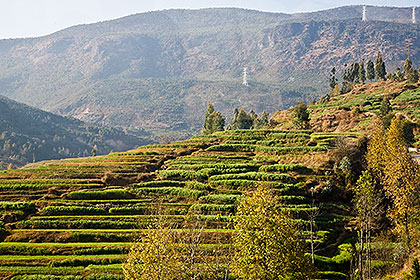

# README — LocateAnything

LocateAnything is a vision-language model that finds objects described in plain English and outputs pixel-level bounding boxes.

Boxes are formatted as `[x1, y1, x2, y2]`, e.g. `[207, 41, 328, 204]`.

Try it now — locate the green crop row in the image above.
[0, 201, 36, 211]
[0, 179, 102, 184]
[136, 187, 205, 198]
[11, 274, 123, 280]
[69, 232, 134, 242]
[48, 257, 123, 267]
[73, 247, 128, 255]
[209, 172, 293, 182]
[268, 133, 312, 139]
[0, 184, 46, 190]
[258, 164, 310, 173]
[41, 206, 107, 216]
[206, 144, 326, 154]
[0, 245, 52, 256]
[185, 182, 213, 191]
[205, 144, 253, 152]
[189, 204, 236, 214]
[209, 179, 256, 189]
[108, 206, 146, 215]
[17, 220, 140, 229]
[67, 189, 134, 200]
[199, 194, 241, 204]
[166, 163, 259, 171]
[133, 180, 184, 188]
[158, 170, 206, 180]
[253, 145, 327, 154]
[198, 167, 256, 177]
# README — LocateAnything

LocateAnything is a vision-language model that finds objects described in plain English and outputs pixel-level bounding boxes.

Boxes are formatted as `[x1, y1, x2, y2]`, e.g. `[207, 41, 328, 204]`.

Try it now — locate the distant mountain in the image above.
[0, 6, 419, 139]
[0, 95, 150, 169]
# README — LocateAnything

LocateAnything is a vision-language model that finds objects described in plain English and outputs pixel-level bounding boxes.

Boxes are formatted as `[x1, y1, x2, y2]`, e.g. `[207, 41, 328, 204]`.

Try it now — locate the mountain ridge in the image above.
[0, 6, 419, 140]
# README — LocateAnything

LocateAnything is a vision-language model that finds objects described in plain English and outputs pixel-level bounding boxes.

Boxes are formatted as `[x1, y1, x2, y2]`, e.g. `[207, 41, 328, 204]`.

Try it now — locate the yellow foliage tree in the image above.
[123, 224, 182, 280]
[231, 185, 314, 280]
[382, 117, 420, 251]
[366, 118, 386, 180]
[366, 116, 420, 252]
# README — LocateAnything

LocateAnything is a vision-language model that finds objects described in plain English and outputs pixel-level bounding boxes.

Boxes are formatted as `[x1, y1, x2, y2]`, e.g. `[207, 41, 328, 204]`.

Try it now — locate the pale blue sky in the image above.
[0, 0, 418, 39]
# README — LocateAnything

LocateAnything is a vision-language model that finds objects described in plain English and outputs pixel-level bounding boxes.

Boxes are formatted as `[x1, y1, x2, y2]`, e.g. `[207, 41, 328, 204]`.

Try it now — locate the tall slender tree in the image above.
[382, 117, 420, 252]
[403, 56, 413, 77]
[366, 59, 375, 81]
[359, 59, 366, 84]
[352, 171, 382, 280]
[329, 67, 338, 91]
[375, 51, 386, 81]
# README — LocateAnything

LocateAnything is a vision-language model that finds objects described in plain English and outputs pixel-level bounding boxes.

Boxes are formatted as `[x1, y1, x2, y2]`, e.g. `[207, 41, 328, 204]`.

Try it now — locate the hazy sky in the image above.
[0, 0, 419, 39]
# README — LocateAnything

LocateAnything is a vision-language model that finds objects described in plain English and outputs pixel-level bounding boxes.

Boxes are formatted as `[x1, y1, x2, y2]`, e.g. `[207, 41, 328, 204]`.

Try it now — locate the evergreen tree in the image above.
[292, 101, 310, 129]
[202, 104, 225, 134]
[366, 59, 375, 81]
[252, 111, 269, 129]
[403, 56, 413, 77]
[248, 109, 258, 124]
[379, 98, 392, 117]
[231, 186, 314, 280]
[375, 51, 386, 81]
[351, 62, 361, 83]
[407, 67, 419, 84]
[329, 67, 338, 91]
[91, 145, 97, 157]
[359, 59, 366, 84]
[228, 109, 254, 130]
[341, 67, 353, 94]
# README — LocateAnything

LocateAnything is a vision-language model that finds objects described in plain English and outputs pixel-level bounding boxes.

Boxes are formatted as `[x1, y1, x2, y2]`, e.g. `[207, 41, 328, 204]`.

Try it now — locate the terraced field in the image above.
[271, 81, 420, 147]
[0, 129, 357, 279]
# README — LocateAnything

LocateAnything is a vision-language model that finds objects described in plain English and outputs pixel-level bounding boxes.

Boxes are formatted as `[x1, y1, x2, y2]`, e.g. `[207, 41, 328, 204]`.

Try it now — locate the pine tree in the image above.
[252, 111, 269, 129]
[403, 56, 413, 77]
[91, 145, 97, 157]
[366, 59, 375, 81]
[379, 98, 392, 117]
[329, 67, 338, 91]
[351, 62, 361, 83]
[407, 67, 419, 84]
[202, 104, 225, 134]
[359, 59, 366, 84]
[228, 109, 253, 130]
[293, 101, 310, 129]
[341, 68, 353, 94]
[375, 51, 386, 81]
[231, 186, 314, 280]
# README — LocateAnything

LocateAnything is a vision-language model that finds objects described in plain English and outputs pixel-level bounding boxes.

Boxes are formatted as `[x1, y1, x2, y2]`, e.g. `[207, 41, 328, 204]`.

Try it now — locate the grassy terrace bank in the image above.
[0, 129, 357, 279]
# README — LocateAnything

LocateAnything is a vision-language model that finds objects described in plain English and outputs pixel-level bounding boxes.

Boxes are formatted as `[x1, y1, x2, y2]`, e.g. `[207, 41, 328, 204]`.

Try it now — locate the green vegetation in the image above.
[0, 96, 148, 169]
[202, 104, 225, 134]
[0, 82, 419, 280]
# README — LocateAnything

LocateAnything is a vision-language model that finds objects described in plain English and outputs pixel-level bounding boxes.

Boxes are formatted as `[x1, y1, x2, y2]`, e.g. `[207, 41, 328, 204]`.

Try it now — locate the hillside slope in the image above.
[0, 129, 355, 279]
[0, 95, 150, 169]
[0, 6, 419, 139]
[271, 79, 420, 146]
